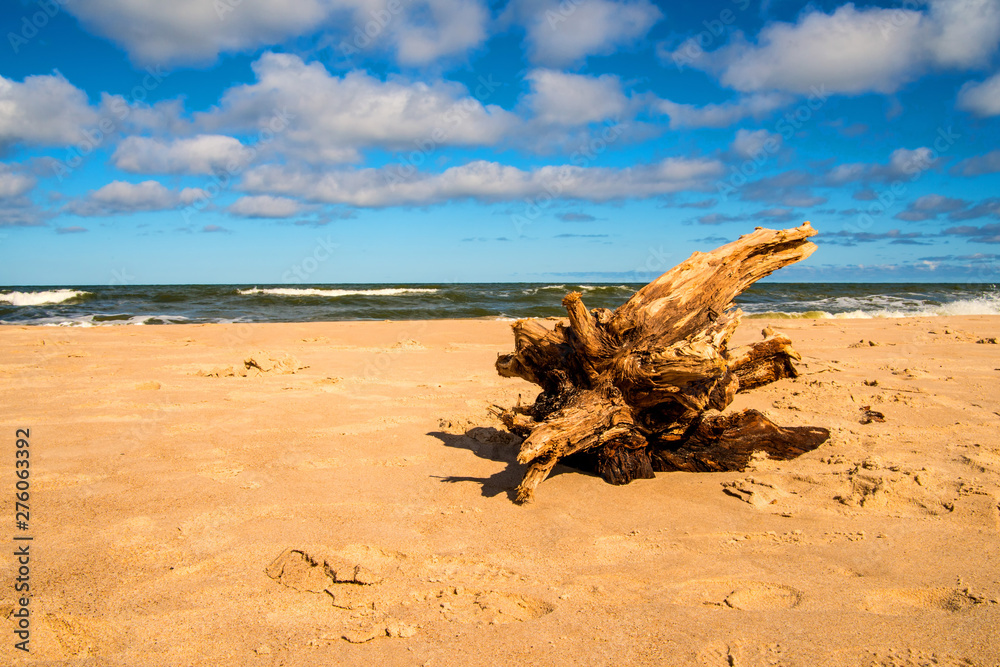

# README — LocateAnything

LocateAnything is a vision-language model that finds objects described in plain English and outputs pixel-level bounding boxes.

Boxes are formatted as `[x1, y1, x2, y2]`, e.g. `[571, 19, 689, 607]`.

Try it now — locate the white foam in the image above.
[238, 287, 438, 298]
[747, 293, 1000, 320]
[0, 289, 90, 306]
[23, 314, 190, 327]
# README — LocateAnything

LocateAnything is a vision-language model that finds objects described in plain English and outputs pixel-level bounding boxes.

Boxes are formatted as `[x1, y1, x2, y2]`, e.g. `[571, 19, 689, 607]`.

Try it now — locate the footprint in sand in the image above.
[861, 587, 985, 615]
[670, 579, 803, 611]
[721, 477, 790, 509]
[266, 545, 553, 643]
[960, 446, 1000, 475]
[697, 640, 790, 666]
[867, 648, 979, 666]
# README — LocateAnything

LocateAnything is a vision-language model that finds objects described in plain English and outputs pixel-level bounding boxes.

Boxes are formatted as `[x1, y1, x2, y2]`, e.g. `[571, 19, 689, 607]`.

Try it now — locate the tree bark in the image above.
[493, 223, 829, 503]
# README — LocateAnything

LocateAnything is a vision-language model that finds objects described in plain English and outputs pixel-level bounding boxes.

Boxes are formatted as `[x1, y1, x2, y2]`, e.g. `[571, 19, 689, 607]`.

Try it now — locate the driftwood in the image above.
[492, 222, 829, 503]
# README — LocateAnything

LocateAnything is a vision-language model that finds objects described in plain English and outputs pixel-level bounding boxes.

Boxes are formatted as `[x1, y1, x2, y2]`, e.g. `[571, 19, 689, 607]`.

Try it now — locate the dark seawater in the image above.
[1, 283, 998, 326]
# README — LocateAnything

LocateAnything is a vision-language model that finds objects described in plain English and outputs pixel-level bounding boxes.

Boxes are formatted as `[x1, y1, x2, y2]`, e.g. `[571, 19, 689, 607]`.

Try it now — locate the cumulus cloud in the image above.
[112, 135, 250, 175]
[957, 72, 1000, 116]
[952, 149, 1000, 176]
[64, 180, 208, 217]
[821, 229, 930, 246]
[669, 0, 1000, 95]
[655, 93, 791, 129]
[752, 207, 798, 222]
[197, 53, 515, 165]
[0, 73, 97, 150]
[0, 164, 45, 227]
[826, 147, 938, 185]
[524, 70, 629, 125]
[894, 194, 969, 221]
[68, 0, 489, 67]
[379, 0, 490, 66]
[508, 0, 662, 66]
[239, 157, 724, 207]
[228, 195, 302, 218]
[729, 129, 781, 160]
[943, 222, 1000, 243]
[948, 198, 1000, 221]
[695, 213, 742, 225]
[0, 165, 35, 199]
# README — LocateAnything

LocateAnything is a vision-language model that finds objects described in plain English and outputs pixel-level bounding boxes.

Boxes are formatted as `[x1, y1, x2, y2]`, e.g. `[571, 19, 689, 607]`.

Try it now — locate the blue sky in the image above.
[2, 0, 1000, 285]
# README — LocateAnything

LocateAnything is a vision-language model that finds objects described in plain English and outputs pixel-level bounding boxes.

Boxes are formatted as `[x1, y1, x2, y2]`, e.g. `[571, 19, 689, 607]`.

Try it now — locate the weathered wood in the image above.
[494, 223, 829, 503]
[650, 409, 829, 473]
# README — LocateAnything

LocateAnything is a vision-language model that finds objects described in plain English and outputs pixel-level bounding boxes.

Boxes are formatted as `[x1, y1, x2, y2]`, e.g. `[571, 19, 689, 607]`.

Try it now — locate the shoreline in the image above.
[2, 316, 998, 665]
[2, 310, 1000, 327]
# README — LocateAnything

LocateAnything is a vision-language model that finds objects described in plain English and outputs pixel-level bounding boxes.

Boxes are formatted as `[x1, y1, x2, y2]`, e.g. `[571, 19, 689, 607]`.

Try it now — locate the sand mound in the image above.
[197, 351, 304, 377]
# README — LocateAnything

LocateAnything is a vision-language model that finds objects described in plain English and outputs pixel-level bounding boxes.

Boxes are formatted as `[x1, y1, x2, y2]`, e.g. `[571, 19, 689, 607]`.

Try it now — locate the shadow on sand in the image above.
[427, 426, 592, 501]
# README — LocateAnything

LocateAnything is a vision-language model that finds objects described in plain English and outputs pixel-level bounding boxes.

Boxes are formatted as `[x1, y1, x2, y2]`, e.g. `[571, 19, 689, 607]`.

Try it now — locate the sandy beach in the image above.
[1, 316, 999, 666]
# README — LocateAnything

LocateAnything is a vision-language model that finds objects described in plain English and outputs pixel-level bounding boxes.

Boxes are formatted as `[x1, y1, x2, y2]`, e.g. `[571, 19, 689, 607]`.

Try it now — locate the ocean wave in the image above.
[237, 287, 439, 298]
[522, 285, 567, 295]
[523, 284, 636, 296]
[11, 314, 192, 327]
[0, 289, 90, 306]
[745, 294, 1000, 319]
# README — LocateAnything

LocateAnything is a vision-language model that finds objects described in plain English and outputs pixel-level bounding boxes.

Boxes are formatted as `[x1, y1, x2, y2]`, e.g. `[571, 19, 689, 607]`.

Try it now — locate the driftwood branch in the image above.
[494, 223, 829, 502]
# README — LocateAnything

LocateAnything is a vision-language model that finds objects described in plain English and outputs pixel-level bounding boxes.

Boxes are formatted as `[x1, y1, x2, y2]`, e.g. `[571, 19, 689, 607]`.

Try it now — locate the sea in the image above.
[0, 283, 998, 326]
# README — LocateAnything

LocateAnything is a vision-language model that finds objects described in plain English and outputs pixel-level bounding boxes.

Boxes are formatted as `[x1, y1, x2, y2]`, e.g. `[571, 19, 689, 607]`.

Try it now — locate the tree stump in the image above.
[492, 222, 830, 503]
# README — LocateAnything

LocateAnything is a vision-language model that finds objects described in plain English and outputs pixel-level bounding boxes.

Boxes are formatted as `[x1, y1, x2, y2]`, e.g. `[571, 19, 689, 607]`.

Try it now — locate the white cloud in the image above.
[197, 53, 515, 165]
[64, 180, 204, 217]
[655, 93, 791, 129]
[729, 128, 781, 160]
[825, 147, 938, 186]
[179, 188, 210, 205]
[957, 71, 1000, 116]
[524, 70, 629, 125]
[229, 195, 302, 218]
[382, 0, 489, 66]
[67, 0, 489, 67]
[0, 165, 35, 199]
[0, 205, 49, 227]
[70, 0, 326, 66]
[0, 73, 98, 150]
[671, 0, 1000, 95]
[239, 157, 723, 207]
[825, 163, 869, 186]
[112, 135, 250, 175]
[877, 147, 938, 181]
[509, 0, 662, 66]
[926, 0, 1000, 68]
[0, 164, 45, 227]
[952, 149, 1000, 175]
